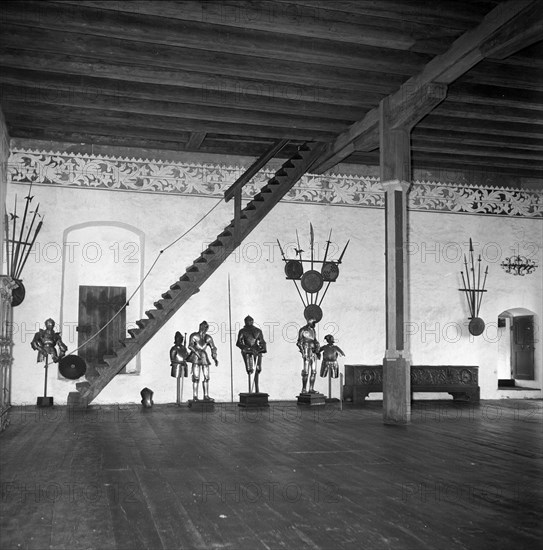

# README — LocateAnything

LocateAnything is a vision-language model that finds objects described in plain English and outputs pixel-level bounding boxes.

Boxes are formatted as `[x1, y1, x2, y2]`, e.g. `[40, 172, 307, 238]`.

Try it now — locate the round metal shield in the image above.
[468, 317, 485, 337]
[11, 280, 25, 307]
[284, 260, 303, 280]
[304, 304, 323, 323]
[301, 270, 324, 293]
[59, 355, 87, 380]
[321, 262, 339, 282]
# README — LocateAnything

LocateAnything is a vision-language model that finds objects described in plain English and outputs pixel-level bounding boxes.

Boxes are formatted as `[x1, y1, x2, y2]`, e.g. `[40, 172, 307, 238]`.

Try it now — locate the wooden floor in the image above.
[1, 399, 542, 550]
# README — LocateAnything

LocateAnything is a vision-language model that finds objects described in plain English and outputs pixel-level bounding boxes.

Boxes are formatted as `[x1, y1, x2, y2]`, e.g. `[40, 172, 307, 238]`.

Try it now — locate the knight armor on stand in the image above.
[236, 315, 267, 393]
[297, 318, 320, 393]
[31, 318, 67, 363]
[170, 331, 189, 378]
[319, 334, 345, 378]
[187, 321, 218, 401]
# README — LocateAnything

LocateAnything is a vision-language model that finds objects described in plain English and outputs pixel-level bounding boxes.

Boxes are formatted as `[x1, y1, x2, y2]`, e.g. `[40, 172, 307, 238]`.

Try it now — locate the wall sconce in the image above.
[500, 255, 538, 276]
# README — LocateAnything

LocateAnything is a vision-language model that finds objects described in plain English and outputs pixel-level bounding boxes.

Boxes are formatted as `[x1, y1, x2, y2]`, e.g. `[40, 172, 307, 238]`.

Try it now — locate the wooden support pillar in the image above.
[380, 96, 411, 425]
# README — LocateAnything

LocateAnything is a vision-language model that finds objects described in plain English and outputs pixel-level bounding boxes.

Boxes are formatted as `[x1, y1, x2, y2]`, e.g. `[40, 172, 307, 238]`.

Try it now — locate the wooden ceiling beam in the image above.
[479, 0, 543, 60]
[0, 86, 351, 134]
[311, 0, 539, 173]
[412, 128, 543, 151]
[273, 0, 492, 28]
[448, 83, 543, 110]
[410, 141, 543, 161]
[417, 115, 543, 140]
[51, 0, 455, 53]
[0, 69, 372, 120]
[0, 26, 406, 94]
[1, 2, 429, 74]
[4, 105, 337, 142]
[430, 101, 543, 124]
[0, 51, 387, 107]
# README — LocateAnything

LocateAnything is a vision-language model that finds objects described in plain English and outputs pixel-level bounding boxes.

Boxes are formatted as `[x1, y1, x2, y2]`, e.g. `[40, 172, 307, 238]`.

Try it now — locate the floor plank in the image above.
[1, 400, 541, 550]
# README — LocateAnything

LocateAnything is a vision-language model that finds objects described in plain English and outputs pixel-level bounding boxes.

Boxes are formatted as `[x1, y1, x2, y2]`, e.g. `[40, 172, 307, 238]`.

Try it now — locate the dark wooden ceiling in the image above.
[0, 0, 542, 185]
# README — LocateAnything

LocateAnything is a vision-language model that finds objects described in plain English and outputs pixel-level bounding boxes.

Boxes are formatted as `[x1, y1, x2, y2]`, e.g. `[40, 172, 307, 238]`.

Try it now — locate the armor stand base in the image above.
[325, 370, 339, 403]
[188, 399, 215, 412]
[297, 392, 325, 406]
[238, 392, 269, 408]
[37, 356, 54, 407]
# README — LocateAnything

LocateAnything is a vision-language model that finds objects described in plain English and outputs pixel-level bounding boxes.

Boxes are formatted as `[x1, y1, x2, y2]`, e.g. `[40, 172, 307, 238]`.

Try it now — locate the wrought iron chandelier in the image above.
[500, 255, 538, 276]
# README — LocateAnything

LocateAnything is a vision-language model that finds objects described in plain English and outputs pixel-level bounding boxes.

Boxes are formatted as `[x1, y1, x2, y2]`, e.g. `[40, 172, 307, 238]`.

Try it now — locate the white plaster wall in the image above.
[6, 179, 543, 405]
[408, 213, 543, 398]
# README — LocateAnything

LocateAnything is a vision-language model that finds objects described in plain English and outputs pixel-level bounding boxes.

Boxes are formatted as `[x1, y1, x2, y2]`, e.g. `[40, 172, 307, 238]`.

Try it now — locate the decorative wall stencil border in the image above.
[7, 149, 542, 218]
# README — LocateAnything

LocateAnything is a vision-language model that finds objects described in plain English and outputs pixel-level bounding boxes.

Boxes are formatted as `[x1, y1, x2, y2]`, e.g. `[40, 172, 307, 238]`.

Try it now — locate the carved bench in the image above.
[343, 365, 480, 403]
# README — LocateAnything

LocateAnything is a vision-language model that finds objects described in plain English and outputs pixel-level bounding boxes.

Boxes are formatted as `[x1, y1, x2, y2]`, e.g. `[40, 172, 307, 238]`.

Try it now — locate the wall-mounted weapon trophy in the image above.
[459, 239, 489, 336]
[4, 185, 43, 306]
[31, 319, 67, 407]
[170, 331, 189, 406]
[278, 224, 349, 405]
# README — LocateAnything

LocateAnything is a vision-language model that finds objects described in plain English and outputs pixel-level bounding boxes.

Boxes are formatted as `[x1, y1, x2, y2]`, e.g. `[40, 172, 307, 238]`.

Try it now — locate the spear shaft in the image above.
[9, 197, 17, 276]
[13, 185, 33, 278]
[15, 205, 39, 279]
[16, 220, 42, 281]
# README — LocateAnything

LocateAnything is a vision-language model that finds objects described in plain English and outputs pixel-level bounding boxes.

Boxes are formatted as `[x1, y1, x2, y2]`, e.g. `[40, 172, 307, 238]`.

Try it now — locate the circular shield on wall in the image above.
[11, 280, 25, 307]
[321, 262, 339, 282]
[468, 317, 485, 337]
[304, 304, 323, 323]
[284, 260, 303, 280]
[59, 355, 87, 380]
[301, 270, 324, 293]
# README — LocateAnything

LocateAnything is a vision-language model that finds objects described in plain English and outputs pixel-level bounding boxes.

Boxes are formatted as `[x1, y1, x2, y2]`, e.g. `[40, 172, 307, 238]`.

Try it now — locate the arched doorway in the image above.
[497, 308, 537, 388]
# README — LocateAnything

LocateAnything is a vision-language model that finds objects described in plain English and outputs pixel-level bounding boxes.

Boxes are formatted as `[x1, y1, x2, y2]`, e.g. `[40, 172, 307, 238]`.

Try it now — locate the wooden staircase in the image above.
[67, 141, 325, 407]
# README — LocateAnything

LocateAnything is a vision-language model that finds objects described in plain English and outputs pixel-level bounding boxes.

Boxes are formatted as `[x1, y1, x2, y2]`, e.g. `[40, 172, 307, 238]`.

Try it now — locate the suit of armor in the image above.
[236, 315, 267, 393]
[188, 321, 218, 401]
[319, 335, 345, 378]
[31, 318, 67, 363]
[297, 318, 320, 393]
[170, 331, 189, 378]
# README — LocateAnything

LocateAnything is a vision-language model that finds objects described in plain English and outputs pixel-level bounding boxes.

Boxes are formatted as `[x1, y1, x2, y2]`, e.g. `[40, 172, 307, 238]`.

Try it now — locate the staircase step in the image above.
[145, 309, 160, 319]
[153, 300, 164, 309]
[76, 381, 91, 395]
[127, 328, 141, 338]
[136, 318, 151, 329]
[194, 256, 208, 264]
[96, 364, 111, 376]
[218, 229, 233, 238]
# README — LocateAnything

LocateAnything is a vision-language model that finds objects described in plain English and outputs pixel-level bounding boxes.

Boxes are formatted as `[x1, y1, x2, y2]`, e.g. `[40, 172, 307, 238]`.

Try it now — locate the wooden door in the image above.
[512, 315, 535, 380]
[78, 286, 126, 377]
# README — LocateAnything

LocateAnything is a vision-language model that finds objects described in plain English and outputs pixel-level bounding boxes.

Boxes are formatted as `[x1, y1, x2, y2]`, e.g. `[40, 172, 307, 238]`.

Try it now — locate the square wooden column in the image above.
[381, 179, 411, 424]
[380, 96, 411, 425]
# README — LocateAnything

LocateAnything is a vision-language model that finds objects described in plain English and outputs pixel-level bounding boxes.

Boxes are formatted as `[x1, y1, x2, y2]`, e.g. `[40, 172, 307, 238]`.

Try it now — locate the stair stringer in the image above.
[67, 141, 326, 407]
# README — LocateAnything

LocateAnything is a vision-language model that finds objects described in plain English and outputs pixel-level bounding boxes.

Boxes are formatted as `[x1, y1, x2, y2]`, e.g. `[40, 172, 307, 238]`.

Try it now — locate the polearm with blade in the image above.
[14, 204, 40, 280]
[477, 265, 489, 316]
[15, 217, 43, 282]
[462, 252, 474, 318]
[318, 240, 349, 308]
[12, 184, 34, 279]
[295, 229, 309, 305]
[314, 229, 332, 306]
[309, 223, 315, 271]
[469, 239, 477, 317]
[4, 208, 10, 274]
[9, 196, 17, 276]
[277, 239, 306, 307]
